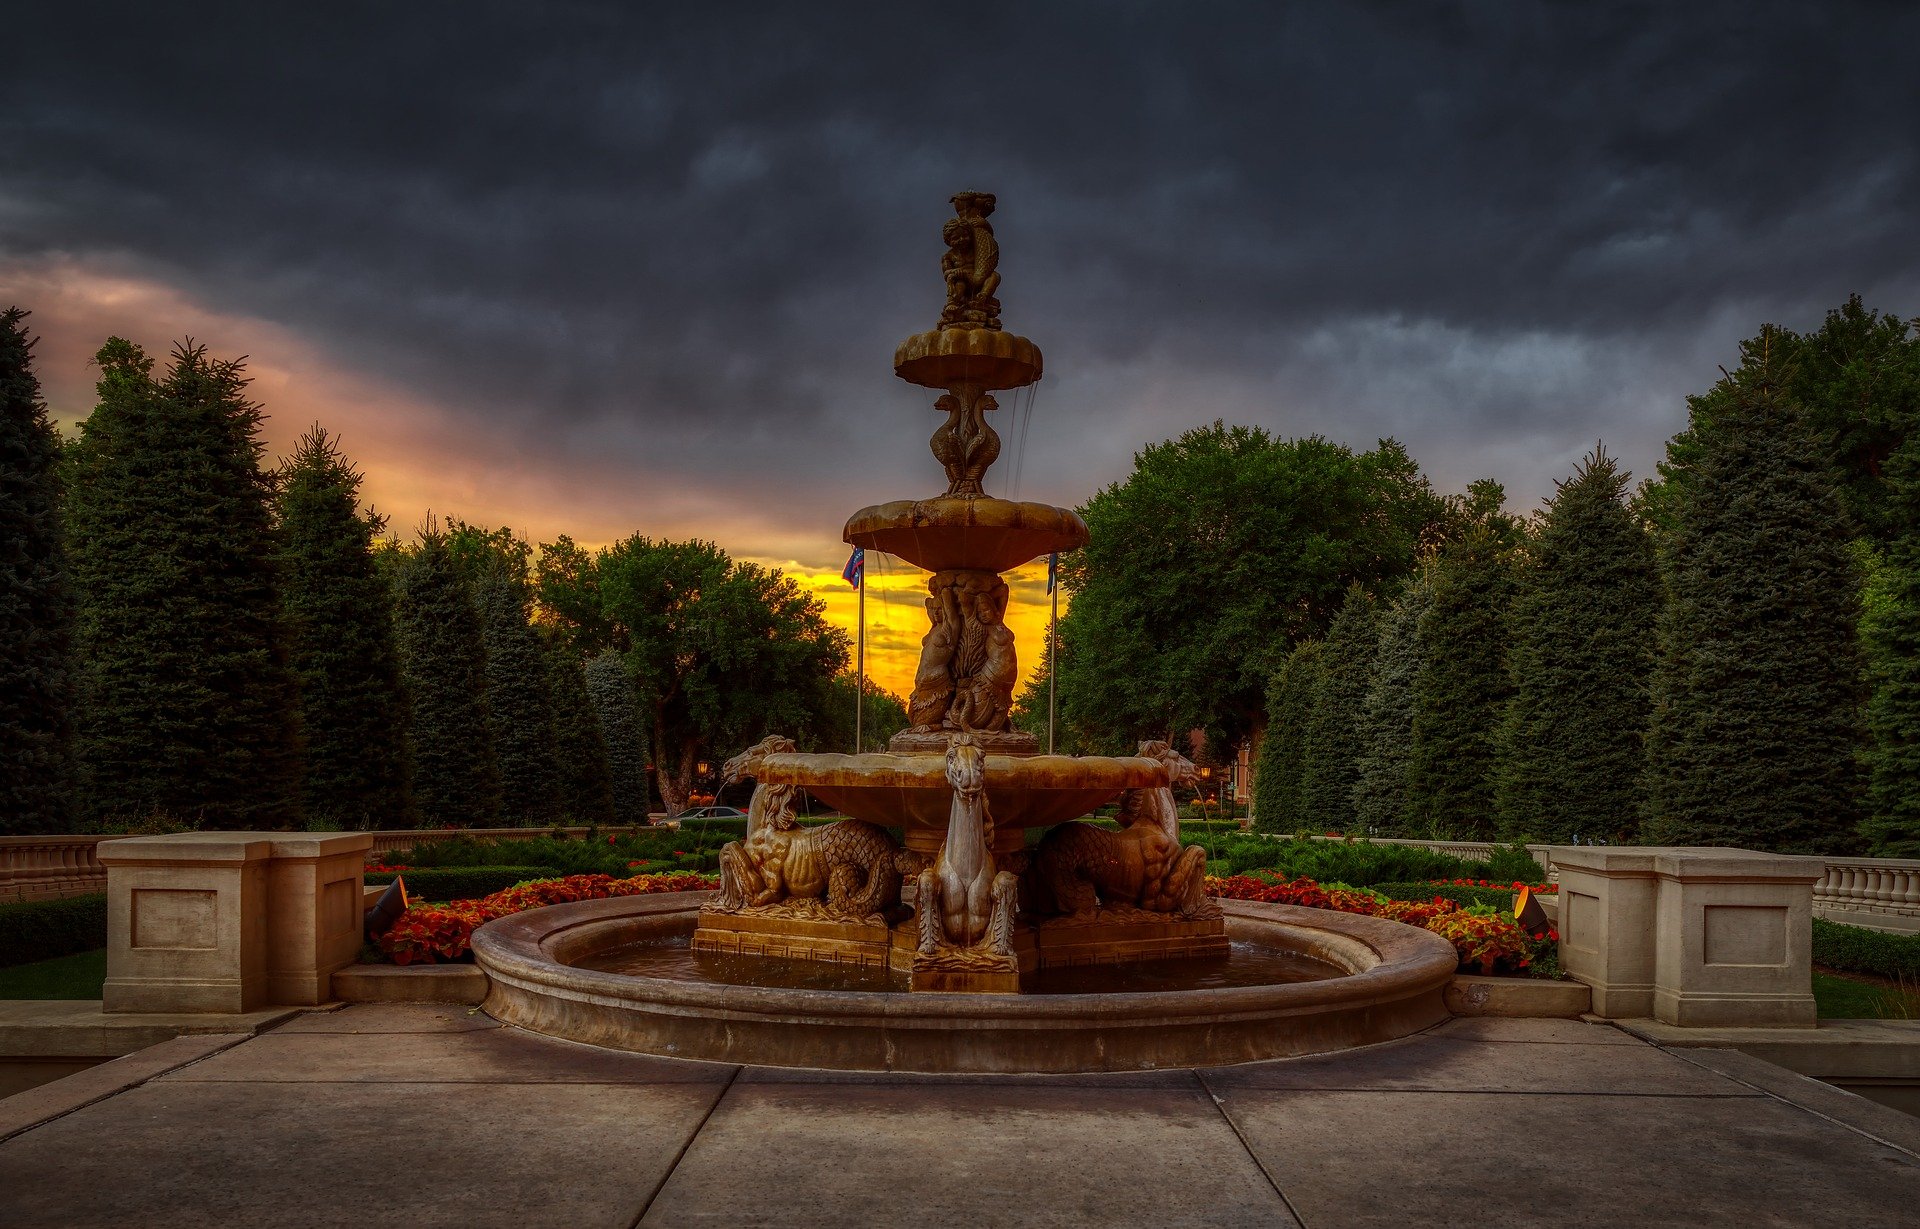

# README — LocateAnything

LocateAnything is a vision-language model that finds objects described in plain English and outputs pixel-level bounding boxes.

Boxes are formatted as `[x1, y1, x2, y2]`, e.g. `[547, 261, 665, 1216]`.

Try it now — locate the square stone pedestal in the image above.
[100, 834, 273, 1014]
[1553, 846, 1823, 1029]
[100, 831, 373, 1014]
[693, 908, 894, 970]
[889, 925, 1032, 993]
[264, 833, 377, 1005]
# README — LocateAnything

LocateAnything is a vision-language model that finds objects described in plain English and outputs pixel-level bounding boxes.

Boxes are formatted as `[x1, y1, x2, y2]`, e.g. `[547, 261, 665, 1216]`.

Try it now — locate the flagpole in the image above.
[1048, 554, 1058, 756]
[856, 571, 865, 754]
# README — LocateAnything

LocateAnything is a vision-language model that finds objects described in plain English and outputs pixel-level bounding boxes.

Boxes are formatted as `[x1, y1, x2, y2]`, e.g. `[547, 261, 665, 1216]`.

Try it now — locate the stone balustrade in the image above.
[1813, 856, 1920, 934]
[1, 824, 659, 904]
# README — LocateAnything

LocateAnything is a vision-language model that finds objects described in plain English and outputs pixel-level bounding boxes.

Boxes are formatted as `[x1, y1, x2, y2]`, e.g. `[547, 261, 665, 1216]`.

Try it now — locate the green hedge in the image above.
[1374, 882, 1521, 911]
[1812, 918, 1920, 982]
[366, 866, 564, 901]
[675, 817, 747, 840]
[0, 893, 109, 968]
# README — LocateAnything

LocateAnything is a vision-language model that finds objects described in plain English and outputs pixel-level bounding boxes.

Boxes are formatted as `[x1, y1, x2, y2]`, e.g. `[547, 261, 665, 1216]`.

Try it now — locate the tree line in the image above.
[1025, 296, 1920, 857]
[0, 320, 883, 833]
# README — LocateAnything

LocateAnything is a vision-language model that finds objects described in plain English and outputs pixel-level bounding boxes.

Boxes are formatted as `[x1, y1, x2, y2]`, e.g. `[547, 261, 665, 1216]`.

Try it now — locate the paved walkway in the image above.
[3, 1004, 1918, 1228]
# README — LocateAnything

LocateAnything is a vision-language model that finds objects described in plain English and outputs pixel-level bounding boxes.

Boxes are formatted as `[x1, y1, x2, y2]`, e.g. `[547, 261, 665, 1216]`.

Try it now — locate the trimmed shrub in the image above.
[1207, 836, 1482, 886]
[1374, 881, 1520, 911]
[675, 817, 747, 840]
[0, 893, 108, 967]
[1811, 918, 1920, 981]
[365, 866, 564, 901]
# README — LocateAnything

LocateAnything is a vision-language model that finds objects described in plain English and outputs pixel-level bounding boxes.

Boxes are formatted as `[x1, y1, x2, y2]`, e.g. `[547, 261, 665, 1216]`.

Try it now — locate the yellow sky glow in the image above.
[9, 259, 1067, 703]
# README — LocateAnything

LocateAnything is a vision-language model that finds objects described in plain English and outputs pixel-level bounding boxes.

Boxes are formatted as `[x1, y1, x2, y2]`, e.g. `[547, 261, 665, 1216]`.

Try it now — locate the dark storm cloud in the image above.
[5, 1, 1920, 530]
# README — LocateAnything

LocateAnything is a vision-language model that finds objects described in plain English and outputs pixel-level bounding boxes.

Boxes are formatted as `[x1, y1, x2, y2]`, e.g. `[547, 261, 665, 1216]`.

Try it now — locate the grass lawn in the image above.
[0, 949, 107, 1000]
[1814, 970, 1919, 1020]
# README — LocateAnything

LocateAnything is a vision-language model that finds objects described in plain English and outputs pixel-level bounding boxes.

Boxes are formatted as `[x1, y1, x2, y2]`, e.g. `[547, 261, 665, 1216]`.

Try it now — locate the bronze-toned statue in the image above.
[929, 389, 1001, 498]
[939, 191, 1002, 331]
[1031, 741, 1211, 919]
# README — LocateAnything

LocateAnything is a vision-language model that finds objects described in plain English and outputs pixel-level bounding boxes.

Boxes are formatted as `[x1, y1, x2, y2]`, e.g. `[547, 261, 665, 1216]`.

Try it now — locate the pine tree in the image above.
[0, 308, 75, 833]
[545, 640, 615, 826]
[1251, 640, 1323, 833]
[274, 427, 412, 829]
[1408, 522, 1519, 840]
[1299, 587, 1381, 834]
[1644, 332, 1867, 851]
[67, 339, 303, 829]
[472, 558, 560, 825]
[587, 649, 650, 823]
[1493, 448, 1658, 843]
[1863, 537, 1920, 856]
[392, 524, 499, 827]
[1352, 572, 1432, 837]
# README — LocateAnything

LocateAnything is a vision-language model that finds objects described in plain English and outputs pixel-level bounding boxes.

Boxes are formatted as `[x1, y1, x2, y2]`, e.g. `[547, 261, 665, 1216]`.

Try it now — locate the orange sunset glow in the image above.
[17, 257, 1064, 705]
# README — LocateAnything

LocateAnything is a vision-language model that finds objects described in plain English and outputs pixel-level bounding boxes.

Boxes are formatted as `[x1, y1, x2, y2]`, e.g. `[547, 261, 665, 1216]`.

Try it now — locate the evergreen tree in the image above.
[1644, 333, 1867, 851]
[545, 640, 615, 826]
[1251, 640, 1323, 833]
[392, 524, 499, 827]
[1299, 587, 1380, 834]
[0, 308, 75, 834]
[587, 649, 650, 822]
[67, 339, 302, 829]
[274, 427, 412, 829]
[448, 526, 560, 826]
[1408, 517, 1519, 840]
[1493, 448, 1658, 843]
[1352, 572, 1432, 837]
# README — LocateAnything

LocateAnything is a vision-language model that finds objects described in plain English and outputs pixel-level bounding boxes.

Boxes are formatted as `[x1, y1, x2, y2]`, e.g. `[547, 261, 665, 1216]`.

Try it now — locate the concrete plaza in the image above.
[2, 1004, 1917, 1228]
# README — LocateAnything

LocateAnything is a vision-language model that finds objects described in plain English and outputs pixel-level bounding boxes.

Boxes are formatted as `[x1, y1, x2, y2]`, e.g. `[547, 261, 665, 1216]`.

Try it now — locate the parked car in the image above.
[675, 805, 748, 821]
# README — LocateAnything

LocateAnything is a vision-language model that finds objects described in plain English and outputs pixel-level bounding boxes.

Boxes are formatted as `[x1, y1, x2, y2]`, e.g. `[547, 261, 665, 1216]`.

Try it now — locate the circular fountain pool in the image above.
[472, 892, 1458, 1073]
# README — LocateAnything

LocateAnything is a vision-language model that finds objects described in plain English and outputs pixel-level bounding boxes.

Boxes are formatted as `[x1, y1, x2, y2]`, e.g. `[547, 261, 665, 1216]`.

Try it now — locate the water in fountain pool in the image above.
[574, 936, 1344, 994]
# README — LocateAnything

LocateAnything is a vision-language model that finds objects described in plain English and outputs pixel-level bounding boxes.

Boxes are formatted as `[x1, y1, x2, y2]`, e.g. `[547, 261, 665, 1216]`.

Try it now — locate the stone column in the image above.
[1553, 846, 1824, 1029]
[99, 831, 374, 1014]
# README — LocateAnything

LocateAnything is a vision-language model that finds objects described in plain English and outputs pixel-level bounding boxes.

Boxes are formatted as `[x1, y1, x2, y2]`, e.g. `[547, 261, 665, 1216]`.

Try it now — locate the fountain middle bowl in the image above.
[750, 750, 1164, 834]
[472, 892, 1460, 1073]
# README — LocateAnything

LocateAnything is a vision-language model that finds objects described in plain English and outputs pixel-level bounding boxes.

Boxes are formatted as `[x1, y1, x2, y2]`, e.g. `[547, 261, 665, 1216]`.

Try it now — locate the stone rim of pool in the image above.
[471, 891, 1459, 1073]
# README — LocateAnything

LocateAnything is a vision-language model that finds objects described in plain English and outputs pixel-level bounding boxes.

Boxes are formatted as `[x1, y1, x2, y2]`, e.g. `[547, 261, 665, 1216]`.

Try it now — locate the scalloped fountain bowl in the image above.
[471, 892, 1458, 1073]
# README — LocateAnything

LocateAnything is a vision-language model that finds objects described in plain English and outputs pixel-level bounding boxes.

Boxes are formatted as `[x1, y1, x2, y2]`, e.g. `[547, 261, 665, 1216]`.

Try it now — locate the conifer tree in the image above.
[587, 649, 650, 823]
[472, 558, 560, 825]
[1408, 520, 1519, 840]
[1493, 448, 1658, 843]
[67, 339, 302, 828]
[0, 308, 75, 833]
[1299, 587, 1380, 834]
[545, 640, 615, 825]
[1251, 640, 1323, 833]
[1644, 333, 1866, 851]
[392, 524, 499, 827]
[1352, 572, 1432, 837]
[1863, 536, 1920, 856]
[275, 428, 412, 829]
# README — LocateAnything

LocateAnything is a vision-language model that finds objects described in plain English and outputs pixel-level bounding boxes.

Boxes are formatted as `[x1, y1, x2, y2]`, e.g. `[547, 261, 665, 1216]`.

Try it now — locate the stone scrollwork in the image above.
[1031, 740, 1214, 921]
[929, 387, 1001, 499]
[710, 735, 903, 924]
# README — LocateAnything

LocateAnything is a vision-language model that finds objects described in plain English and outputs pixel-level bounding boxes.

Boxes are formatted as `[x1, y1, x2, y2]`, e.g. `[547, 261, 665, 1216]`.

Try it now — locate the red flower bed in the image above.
[379, 871, 718, 965]
[365, 862, 410, 874]
[1432, 877, 1557, 893]
[1206, 874, 1540, 974]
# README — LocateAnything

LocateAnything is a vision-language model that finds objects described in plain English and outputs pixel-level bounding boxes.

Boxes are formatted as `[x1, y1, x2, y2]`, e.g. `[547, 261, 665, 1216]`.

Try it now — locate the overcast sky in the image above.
[5, 2, 1918, 691]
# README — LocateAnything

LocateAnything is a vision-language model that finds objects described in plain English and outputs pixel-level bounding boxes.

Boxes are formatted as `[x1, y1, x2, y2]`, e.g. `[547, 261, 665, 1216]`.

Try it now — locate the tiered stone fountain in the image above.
[472, 194, 1458, 1070]
[691, 191, 1224, 993]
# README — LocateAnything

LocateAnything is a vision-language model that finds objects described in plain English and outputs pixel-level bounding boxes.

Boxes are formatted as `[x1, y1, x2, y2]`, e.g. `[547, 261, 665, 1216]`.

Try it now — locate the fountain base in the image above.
[474, 892, 1459, 1072]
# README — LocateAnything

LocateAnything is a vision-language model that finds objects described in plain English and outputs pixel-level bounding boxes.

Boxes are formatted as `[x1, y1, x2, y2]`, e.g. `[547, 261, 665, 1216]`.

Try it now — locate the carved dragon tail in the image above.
[917, 868, 941, 954]
[988, 870, 1019, 957]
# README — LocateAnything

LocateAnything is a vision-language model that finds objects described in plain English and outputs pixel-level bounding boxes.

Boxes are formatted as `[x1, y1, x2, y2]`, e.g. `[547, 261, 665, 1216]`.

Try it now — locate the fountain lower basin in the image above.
[473, 891, 1458, 1073]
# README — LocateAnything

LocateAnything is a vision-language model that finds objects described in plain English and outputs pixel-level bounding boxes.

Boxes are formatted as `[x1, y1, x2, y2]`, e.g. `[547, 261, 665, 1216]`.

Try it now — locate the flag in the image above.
[842, 546, 865, 589]
[1046, 551, 1058, 595]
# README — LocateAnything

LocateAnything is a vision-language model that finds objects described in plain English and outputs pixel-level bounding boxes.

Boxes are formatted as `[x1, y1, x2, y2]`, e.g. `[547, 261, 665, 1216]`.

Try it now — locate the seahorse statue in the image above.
[918, 732, 1019, 954]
